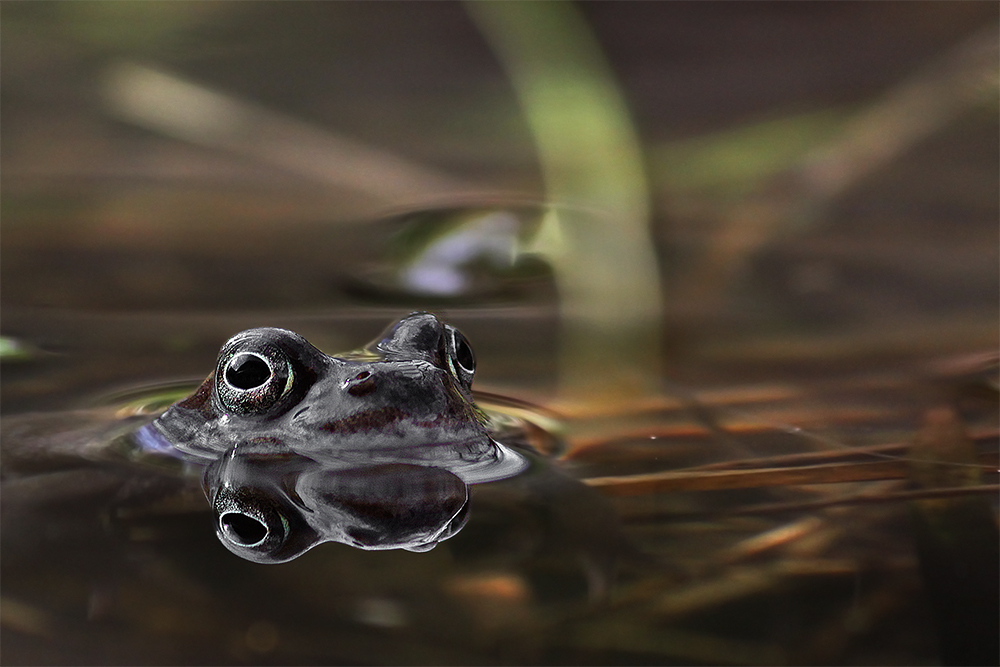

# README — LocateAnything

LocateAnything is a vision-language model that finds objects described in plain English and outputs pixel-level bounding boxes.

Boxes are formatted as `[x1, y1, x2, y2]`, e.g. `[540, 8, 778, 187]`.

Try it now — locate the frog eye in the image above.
[225, 353, 272, 389]
[452, 331, 475, 374]
[446, 328, 476, 389]
[217, 345, 293, 416]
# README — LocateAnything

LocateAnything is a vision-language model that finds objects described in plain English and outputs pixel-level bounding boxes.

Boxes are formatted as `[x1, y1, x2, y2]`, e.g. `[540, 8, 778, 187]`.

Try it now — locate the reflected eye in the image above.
[216, 341, 293, 415]
[210, 480, 306, 563]
[220, 511, 268, 546]
[225, 353, 272, 390]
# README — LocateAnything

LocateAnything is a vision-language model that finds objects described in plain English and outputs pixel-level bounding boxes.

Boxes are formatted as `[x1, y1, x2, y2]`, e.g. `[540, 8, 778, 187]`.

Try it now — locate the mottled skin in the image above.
[138, 312, 526, 562]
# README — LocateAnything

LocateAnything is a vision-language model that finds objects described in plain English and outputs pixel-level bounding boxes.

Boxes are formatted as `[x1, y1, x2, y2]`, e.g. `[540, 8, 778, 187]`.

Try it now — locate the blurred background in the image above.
[4, 3, 996, 400]
[1, 3, 998, 665]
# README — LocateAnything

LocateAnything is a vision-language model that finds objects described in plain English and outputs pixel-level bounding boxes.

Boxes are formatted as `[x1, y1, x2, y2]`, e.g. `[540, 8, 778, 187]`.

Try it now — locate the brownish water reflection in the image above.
[3, 3, 998, 665]
[3, 304, 997, 665]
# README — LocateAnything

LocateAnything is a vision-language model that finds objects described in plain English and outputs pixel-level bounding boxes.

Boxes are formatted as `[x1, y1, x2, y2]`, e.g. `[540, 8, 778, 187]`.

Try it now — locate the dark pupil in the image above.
[226, 354, 271, 390]
[455, 336, 475, 372]
[221, 513, 268, 546]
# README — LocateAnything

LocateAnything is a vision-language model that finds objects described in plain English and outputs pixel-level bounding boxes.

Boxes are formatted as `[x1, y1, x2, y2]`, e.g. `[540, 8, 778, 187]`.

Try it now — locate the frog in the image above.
[125, 312, 529, 563]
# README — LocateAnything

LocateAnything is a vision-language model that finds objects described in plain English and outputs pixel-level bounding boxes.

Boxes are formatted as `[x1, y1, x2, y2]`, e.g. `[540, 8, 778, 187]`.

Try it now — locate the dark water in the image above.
[2, 3, 998, 665]
[4, 306, 998, 665]
[4, 303, 995, 665]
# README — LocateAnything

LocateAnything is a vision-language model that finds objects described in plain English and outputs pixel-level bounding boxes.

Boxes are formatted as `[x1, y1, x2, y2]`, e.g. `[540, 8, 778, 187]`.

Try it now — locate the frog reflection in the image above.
[133, 313, 527, 563]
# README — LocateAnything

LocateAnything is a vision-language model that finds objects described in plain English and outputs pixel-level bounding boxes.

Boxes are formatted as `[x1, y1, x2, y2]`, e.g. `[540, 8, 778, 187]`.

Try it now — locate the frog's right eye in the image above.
[217, 344, 293, 416]
[445, 326, 476, 391]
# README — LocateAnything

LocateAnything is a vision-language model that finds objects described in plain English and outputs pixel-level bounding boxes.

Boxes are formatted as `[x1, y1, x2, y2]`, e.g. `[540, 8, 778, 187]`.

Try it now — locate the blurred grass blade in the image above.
[466, 2, 662, 400]
[102, 62, 469, 204]
[677, 25, 999, 315]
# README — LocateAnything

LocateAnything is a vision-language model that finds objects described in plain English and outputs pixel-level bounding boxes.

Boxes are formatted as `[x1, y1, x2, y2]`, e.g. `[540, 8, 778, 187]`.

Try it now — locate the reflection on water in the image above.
[1, 197, 998, 661]
[3, 303, 997, 664]
[129, 313, 528, 561]
[0, 308, 635, 664]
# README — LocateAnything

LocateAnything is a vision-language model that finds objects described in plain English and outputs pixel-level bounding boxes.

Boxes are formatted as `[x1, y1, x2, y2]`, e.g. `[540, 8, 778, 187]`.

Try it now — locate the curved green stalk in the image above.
[466, 1, 662, 399]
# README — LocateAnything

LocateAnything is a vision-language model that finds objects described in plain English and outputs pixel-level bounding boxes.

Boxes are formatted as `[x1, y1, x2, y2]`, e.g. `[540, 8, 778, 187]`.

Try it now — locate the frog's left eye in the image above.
[446, 327, 475, 389]
[217, 345, 293, 416]
[225, 353, 272, 389]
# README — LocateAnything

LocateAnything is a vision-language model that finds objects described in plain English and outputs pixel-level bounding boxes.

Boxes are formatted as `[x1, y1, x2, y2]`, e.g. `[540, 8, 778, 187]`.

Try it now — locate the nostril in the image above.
[221, 512, 268, 546]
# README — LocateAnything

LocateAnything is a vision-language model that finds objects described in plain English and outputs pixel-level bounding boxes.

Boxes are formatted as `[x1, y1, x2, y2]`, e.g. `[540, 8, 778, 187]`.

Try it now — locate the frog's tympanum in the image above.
[132, 313, 527, 563]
